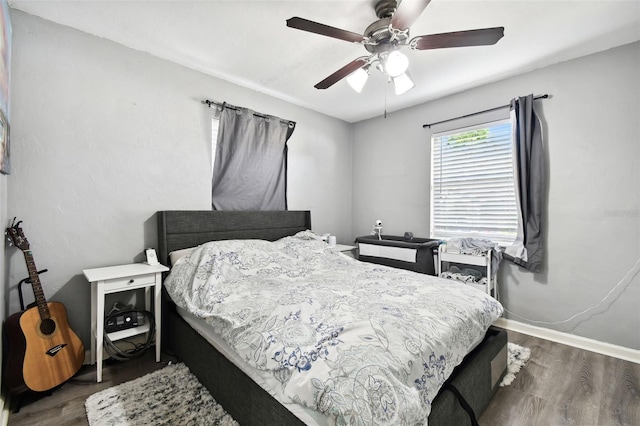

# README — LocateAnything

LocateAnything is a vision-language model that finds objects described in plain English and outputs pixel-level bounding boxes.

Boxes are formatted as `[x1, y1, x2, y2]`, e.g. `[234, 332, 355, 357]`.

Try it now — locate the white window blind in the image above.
[430, 119, 517, 245]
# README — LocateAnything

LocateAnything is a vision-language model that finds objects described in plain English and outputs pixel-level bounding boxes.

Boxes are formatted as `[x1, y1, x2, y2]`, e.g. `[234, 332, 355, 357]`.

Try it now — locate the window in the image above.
[430, 119, 517, 245]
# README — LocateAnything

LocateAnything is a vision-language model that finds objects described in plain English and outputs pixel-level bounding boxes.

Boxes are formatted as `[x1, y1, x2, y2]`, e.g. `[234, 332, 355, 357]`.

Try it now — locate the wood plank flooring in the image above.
[479, 331, 640, 426]
[7, 330, 639, 426]
[7, 351, 177, 426]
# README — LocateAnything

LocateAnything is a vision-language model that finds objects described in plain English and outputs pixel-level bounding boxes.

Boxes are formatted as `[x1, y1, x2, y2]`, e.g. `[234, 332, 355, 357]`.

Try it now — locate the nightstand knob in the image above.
[128, 279, 135, 284]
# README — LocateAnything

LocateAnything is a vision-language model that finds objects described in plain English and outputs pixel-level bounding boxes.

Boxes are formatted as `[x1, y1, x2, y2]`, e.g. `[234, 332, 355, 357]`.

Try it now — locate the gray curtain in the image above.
[211, 105, 295, 211]
[504, 94, 544, 272]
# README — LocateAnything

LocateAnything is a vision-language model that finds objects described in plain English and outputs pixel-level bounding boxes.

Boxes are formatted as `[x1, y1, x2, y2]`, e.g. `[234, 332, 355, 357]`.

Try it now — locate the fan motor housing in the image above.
[363, 17, 409, 54]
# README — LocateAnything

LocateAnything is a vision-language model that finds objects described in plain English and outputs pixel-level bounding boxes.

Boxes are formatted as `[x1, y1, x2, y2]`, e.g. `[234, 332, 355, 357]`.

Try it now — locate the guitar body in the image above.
[5, 302, 85, 393]
[21, 302, 85, 392]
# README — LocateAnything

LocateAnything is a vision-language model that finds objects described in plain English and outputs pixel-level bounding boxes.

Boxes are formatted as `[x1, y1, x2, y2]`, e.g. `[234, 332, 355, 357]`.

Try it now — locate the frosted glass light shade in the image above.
[346, 67, 369, 93]
[384, 51, 409, 77]
[393, 72, 415, 95]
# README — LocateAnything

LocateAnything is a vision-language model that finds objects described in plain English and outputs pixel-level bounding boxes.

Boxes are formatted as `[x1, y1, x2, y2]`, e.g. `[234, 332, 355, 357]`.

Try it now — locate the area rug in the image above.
[500, 342, 531, 387]
[85, 362, 238, 426]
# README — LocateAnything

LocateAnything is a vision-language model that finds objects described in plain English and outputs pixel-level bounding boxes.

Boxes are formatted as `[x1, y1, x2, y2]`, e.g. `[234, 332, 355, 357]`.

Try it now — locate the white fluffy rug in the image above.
[85, 363, 238, 426]
[500, 342, 531, 387]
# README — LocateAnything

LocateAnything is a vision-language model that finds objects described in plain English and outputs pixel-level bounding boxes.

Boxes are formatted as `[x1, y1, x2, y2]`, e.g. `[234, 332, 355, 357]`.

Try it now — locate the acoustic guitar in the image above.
[4, 220, 84, 394]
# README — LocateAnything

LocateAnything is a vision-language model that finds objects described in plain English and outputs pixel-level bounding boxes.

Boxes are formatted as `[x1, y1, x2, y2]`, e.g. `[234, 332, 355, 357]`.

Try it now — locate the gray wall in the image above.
[0, 3, 9, 389]
[6, 11, 353, 348]
[352, 41, 640, 350]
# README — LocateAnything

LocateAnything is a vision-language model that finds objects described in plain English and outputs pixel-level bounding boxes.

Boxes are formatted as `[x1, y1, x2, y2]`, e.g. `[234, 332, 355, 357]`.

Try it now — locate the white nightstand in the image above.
[334, 244, 356, 258]
[83, 263, 169, 382]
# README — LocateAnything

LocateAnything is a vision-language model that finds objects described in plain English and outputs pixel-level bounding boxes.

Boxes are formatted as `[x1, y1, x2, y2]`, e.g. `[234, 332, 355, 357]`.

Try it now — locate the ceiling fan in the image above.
[286, 0, 504, 94]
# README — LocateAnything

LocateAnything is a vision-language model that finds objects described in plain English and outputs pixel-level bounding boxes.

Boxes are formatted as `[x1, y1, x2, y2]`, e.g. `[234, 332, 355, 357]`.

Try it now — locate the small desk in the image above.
[83, 263, 169, 382]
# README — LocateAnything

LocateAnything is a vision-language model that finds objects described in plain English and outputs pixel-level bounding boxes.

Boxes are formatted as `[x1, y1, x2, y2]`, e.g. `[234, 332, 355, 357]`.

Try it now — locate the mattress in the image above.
[176, 305, 333, 425]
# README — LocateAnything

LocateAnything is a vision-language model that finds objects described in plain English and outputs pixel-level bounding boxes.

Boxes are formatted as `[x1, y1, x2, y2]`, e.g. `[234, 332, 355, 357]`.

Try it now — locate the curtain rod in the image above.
[422, 94, 549, 129]
[203, 99, 295, 127]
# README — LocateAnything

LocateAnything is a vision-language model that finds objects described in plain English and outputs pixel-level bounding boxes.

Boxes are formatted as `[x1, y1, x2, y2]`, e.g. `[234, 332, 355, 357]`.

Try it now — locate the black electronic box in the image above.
[105, 311, 146, 333]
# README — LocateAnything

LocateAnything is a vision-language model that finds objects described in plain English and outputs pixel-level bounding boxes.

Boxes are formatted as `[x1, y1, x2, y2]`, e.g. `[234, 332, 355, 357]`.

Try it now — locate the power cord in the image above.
[502, 257, 640, 326]
[103, 306, 155, 361]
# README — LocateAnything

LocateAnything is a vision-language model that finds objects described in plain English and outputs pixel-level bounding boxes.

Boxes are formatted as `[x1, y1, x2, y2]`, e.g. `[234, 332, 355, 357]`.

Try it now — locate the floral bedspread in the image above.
[164, 231, 503, 425]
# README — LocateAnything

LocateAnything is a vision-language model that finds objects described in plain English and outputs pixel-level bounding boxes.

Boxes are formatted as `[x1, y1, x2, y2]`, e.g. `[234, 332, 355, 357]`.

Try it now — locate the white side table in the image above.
[334, 244, 356, 258]
[83, 263, 169, 382]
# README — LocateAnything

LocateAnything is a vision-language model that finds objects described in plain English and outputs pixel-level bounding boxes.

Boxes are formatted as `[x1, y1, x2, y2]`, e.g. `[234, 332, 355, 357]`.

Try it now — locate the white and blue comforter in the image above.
[164, 231, 503, 425]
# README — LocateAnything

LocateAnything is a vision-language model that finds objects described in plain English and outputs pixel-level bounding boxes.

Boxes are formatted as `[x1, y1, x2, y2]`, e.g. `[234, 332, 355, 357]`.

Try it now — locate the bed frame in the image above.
[157, 210, 507, 425]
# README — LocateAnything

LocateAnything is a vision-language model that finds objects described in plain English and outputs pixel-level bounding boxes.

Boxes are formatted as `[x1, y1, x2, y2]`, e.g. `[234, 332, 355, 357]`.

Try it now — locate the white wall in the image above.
[353, 42, 640, 350]
[7, 10, 353, 348]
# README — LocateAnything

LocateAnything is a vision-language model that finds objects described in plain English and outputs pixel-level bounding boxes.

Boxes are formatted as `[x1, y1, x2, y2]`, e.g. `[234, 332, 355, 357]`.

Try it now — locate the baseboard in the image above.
[494, 318, 640, 364]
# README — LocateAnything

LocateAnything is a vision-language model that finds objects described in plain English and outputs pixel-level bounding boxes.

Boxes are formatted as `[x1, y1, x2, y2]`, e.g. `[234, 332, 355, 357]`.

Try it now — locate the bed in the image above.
[157, 210, 507, 425]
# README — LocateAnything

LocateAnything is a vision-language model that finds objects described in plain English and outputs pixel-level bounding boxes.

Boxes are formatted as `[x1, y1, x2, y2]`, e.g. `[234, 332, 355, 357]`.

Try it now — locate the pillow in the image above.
[291, 230, 324, 241]
[169, 247, 196, 266]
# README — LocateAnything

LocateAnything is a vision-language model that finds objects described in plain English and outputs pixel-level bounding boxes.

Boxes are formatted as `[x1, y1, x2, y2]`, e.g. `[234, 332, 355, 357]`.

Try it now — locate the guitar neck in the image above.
[23, 250, 50, 320]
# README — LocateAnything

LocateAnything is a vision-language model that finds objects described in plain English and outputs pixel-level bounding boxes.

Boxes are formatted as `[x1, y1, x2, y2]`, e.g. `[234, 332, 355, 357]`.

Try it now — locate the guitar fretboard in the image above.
[24, 250, 51, 320]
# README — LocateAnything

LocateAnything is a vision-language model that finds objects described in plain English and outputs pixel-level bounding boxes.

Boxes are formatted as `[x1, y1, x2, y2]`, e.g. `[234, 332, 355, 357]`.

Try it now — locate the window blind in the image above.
[430, 119, 517, 245]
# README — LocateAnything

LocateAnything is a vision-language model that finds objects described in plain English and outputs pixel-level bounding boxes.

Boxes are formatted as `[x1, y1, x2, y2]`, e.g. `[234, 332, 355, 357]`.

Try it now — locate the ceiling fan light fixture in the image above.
[384, 50, 409, 77]
[346, 67, 369, 93]
[287, 1, 505, 94]
[393, 71, 415, 95]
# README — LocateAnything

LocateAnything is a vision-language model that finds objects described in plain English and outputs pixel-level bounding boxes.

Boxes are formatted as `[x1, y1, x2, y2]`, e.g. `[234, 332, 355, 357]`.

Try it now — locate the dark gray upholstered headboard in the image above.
[156, 210, 311, 266]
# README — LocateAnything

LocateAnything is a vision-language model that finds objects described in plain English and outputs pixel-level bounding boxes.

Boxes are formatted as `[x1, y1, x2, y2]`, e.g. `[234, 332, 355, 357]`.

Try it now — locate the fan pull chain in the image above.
[384, 77, 389, 118]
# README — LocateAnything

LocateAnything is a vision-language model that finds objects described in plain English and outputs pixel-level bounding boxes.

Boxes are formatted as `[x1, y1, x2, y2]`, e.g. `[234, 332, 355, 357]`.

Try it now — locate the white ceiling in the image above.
[9, 0, 640, 123]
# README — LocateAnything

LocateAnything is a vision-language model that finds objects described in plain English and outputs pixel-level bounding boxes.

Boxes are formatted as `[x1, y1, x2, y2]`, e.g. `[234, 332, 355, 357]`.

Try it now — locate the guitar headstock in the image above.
[6, 219, 30, 251]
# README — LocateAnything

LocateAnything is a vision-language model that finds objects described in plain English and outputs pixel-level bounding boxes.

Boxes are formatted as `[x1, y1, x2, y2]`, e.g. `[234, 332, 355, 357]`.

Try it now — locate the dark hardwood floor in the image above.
[479, 331, 640, 426]
[7, 350, 177, 426]
[7, 330, 639, 426]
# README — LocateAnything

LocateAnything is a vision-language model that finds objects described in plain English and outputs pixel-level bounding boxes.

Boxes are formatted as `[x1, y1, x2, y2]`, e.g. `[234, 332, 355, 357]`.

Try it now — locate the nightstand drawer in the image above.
[104, 273, 155, 292]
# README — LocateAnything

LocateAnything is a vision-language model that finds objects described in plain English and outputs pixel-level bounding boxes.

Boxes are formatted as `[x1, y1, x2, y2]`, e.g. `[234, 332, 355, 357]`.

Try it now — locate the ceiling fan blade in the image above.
[391, 0, 432, 30]
[411, 27, 505, 50]
[314, 58, 368, 90]
[286, 17, 366, 43]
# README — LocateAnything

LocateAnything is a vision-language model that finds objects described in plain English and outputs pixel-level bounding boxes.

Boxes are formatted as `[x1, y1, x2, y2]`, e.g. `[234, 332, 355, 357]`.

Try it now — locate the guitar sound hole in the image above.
[40, 318, 56, 335]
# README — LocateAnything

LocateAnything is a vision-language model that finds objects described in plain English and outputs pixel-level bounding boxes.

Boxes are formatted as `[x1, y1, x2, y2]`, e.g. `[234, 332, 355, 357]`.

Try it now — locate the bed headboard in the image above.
[156, 210, 312, 266]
